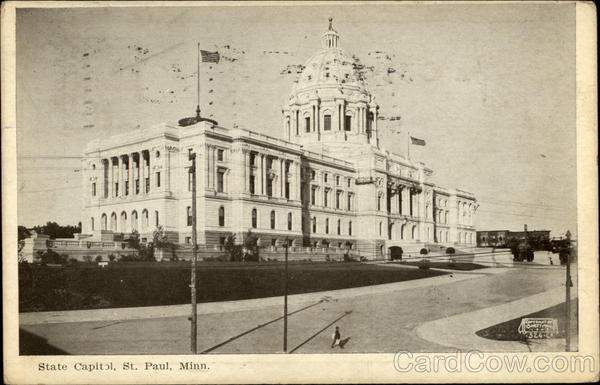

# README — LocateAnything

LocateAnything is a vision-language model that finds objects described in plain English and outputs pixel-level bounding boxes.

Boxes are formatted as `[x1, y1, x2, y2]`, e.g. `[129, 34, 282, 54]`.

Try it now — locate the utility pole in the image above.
[189, 150, 198, 354]
[565, 243, 571, 352]
[283, 238, 289, 353]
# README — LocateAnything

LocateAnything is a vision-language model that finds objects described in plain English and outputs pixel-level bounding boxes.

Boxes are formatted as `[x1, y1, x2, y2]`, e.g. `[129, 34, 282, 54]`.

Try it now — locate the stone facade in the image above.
[81, 20, 477, 260]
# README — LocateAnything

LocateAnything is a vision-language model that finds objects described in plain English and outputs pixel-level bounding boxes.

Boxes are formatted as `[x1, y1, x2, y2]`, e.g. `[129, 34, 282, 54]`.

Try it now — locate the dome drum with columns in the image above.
[282, 18, 379, 149]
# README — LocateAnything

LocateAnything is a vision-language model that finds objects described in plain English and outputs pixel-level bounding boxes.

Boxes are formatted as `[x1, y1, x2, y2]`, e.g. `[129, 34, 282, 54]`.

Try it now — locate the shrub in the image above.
[420, 248, 429, 255]
[445, 247, 456, 254]
[95, 255, 103, 263]
[108, 254, 116, 262]
[359, 256, 367, 262]
[82, 255, 93, 263]
[418, 259, 430, 270]
[224, 233, 243, 262]
[68, 258, 78, 265]
[37, 249, 67, 264]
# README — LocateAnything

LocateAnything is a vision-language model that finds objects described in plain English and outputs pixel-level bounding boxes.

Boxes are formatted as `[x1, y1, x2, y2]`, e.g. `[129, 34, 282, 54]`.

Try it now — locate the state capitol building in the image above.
[81, 20, 477, 259]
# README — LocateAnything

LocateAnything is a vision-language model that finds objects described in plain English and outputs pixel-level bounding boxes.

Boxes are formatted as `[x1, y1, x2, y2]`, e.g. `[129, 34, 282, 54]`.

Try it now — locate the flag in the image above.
[410, 136, 426, 146]
[200, 50, 220, 63]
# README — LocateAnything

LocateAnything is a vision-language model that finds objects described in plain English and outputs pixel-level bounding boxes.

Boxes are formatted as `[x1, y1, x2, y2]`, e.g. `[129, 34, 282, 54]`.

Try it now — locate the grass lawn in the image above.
[392, 261, 488, 271]
[19, 261, 447, 312]
[476, 299, 578, 341]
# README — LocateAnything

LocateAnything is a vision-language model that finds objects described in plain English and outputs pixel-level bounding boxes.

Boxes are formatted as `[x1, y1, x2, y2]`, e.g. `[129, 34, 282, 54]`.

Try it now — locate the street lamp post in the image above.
[283, 238, 289, 353]
[189, 151, 198, 354]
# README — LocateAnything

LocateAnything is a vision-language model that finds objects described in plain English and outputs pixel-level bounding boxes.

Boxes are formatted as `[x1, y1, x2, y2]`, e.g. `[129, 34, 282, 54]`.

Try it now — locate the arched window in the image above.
[155, 210, 159, 227]
[377, 194, 382, 211]
[348, 221, 353, 236]
[411, 225, 416, 240]
[91, 217, 95, 231]
[379, 222, 382, 236]
[337, 219, 341, 235]
[312, 217, 317, 233]
[141, 209, 148, 231]
[270, 210, 276, 229]
[325, 218, 329, 234]
[287, 212, 292, 230]
[131, 210, 138, 232]
[120, 211, 127, 232]
[187, 206, 192, 226]
[110, 212, 117, 232]
[219, 206, 225, 227]
[251, 208, 258, 228]
[101, 213, 107, 231]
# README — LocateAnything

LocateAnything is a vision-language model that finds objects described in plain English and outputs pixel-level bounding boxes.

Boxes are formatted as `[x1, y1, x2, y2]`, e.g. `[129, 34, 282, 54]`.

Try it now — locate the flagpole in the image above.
[196, 42, 201, 118]
[407, 131, 410, 159]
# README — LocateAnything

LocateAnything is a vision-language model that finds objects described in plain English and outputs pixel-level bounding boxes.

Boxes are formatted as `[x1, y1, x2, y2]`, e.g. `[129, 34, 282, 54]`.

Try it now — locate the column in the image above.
[100, 159, 106, 198]
[403, 187, 410, 216]
[139, 152, 145, 194]
[280, 159, 285, 198]
[206, 145, 211, 188]
[128, 154, 134, 196]
[212, 147, 217, 190]
[312, 104, 316, 132]
[259, 154, 264, 195]
[294, 161, 301, 201]
[116, 156, 122, 197]
[166, 148, 172, 193]
[373, 108, 379, 145]
[342, 103, 346, 131]
[397, 188, 402, 214]
[244, 150, 250, 192]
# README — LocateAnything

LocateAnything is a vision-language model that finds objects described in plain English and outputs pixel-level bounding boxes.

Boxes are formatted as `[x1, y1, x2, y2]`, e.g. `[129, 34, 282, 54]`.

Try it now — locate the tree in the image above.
[18, 226, 31, 241]
[152, 226, 170, 248]
[126, 230, 141, 250]
[31, 221, 80, 239]
[224, 233, 243, 261]
[243, 230, 259, 261]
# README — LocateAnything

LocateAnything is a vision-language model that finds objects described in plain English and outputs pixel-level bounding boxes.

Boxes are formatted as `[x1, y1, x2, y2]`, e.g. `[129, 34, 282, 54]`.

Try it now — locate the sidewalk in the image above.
[416, 285, 576, 352]
[20, 268, 486, 325]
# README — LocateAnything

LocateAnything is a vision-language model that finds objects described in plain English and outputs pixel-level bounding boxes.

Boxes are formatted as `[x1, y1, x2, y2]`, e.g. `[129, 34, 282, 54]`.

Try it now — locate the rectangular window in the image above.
[217, 170, 224, 192]
[125, 181, 129, 195]
[115, 183, 119, 196]
[324, 189, 329, 207]
[324, 114, 331, 131]
[156, 172, 161, 188]
[135, 179, 139, 194]
[185, 237, 191, 244]
[324, 173, 328, 183]
[305, 117, 311, 133]
[285, 182, 290, 199]
[266, 179, 273, 197]
[145, 178, 150, 193]
[187, 207, 192, 226]
[348, 193, 353, 211]
[311, 186, 316, 205]
[250, 175, 255, 194]
[347, 178, 351, 188]
[250, 153, 256, 166]
[91, 182, 96, 197]
[217, 149, 224, 161]
[336, 191, 341, 209]
[344, 115, 352, 131]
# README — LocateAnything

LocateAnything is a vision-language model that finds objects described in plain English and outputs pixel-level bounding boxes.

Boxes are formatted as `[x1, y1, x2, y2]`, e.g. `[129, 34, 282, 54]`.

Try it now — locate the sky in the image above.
[16, 3, 577, 237]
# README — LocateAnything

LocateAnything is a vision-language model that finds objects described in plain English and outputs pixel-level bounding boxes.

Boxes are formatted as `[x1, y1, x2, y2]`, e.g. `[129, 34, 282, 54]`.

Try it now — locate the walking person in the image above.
[331, 326, 341, 348]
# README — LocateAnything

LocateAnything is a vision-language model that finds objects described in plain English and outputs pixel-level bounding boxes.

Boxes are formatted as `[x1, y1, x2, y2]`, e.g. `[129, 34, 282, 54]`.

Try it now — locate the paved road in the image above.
[20, 261, 569, 355]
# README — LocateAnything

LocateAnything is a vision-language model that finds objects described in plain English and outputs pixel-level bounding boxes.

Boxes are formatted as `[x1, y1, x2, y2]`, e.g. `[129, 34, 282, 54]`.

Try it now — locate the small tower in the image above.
[322, 17, 340, 49]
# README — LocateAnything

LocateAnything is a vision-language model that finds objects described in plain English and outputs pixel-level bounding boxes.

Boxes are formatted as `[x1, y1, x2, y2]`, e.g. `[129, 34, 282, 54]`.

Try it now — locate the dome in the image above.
[290, 49, 367, 96]
[288, 18, 369, 102]
[282, 18, 379, 149]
